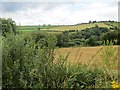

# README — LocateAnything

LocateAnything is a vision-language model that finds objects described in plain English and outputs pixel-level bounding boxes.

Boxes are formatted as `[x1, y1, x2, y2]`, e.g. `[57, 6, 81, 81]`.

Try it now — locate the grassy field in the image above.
[48, 22, 111, 31]
[55, 45, 118, 68]
[18, 22, 113, 32]
[104, 22, 120, 28]
[107, 22, 118, 27]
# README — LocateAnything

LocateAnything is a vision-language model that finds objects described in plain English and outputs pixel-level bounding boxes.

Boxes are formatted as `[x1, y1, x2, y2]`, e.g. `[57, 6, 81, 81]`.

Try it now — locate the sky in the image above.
[0, 0, 119, 25]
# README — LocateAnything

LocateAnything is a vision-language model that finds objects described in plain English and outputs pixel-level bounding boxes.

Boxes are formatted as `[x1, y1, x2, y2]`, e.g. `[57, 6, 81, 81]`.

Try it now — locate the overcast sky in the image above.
[1, 0, 119, 25]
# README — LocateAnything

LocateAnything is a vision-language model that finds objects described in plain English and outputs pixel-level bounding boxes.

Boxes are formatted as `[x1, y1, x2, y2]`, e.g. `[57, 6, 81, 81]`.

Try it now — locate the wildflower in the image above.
[111, 81, 120, 90]
[111, 81, 116, 85]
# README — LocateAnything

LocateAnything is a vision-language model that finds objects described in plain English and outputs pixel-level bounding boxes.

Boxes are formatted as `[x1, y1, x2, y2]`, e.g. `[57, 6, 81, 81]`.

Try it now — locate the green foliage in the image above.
[118, 32, 120, 44]
[56, 32, 70, 47]
[2, 18, 118, 89]
[56, 26, 110, 47]
[2, 33, 57, 88]
[2, 33, 118, 88]
[66, 64, 97, 89]
[101, 31, 118, 45]
[85, 36, 95, 46]
[96, 42, 118, 88]
[0, 18, 17, 36]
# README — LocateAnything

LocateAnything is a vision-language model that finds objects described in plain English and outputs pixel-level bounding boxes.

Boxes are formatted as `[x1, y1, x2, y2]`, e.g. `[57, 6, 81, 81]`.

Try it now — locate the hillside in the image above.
[18, 21, 119, 32]
[104, 21, 119, 28]
[47, 22, 111, 31]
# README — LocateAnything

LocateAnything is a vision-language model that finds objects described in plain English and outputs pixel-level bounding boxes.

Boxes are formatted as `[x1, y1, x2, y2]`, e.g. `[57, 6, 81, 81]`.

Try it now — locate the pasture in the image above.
[105, 22, 119, 27]
[18, 22, 112, 32]
[49, 22, 111, 31]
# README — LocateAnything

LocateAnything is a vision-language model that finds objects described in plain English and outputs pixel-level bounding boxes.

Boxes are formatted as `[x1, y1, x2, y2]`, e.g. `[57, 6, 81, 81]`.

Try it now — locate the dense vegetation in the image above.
[0, 18, 17, 36]
[56, 25, 119, 47]
[17, 20, 120, 47]
[2, 32, 118, 89]
[1, 18, 119, 89]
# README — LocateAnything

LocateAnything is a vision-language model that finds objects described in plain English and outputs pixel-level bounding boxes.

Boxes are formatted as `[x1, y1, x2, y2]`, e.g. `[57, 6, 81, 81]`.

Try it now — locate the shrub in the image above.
[2, 33, 118, 89]
[2, 33, 57, 88]
[0, 18, 17, 36]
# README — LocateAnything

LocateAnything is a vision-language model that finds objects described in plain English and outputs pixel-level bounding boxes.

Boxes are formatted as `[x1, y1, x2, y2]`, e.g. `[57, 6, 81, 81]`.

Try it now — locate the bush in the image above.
[55, 26, 110, 47]
[0, 18, 17, 36]
[2, 33, 57, 88]
[85, 36, 95, 46]
[101, 31, 118, 45]
[2, 33, 117, 89]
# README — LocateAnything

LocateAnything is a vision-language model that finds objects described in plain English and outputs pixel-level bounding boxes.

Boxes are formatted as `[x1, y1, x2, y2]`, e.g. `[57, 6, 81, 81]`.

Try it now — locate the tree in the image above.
[86, 36, 95, 46]
[56, 33, 70, 47]
[1, 18, 17, 36]
[118, 32, 120, 45]
[38, 27, 40, 31]
[101, 31, 118, 45]
[89, 20, 92, 23]
[93, 21, 96, 23]
[95, 24, 99, 28]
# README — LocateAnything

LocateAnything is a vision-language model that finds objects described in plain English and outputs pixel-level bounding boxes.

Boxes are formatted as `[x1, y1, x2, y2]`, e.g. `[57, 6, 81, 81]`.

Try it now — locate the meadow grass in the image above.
[55, 44, 119, 88]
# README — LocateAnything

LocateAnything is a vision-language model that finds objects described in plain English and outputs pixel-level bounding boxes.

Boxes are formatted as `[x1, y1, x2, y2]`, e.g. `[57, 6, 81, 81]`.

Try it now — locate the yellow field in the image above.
[47, 22, 111, 31]
[55, 46, 118, 67]
[20, 22, 113, 32]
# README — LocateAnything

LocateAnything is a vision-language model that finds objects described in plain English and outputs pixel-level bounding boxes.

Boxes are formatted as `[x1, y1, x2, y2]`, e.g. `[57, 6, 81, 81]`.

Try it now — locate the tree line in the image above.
[56, 25, 119, 47]
[1, 18, 120, 47]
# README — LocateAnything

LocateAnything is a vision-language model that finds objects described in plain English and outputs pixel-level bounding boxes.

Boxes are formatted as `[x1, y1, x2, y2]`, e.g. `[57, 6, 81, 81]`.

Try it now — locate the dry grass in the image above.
[48, 22, 111, 31]
[55, 45, 118, 67]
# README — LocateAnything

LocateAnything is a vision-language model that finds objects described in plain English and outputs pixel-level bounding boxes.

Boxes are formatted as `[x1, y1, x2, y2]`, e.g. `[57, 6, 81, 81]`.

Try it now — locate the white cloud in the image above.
[1, 2, 118, 25]
[1, 0, 120, 2]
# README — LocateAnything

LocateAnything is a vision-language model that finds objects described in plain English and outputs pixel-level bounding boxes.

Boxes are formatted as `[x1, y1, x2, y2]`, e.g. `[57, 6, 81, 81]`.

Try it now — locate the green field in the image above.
[104, 21, 120, 28]
[18, 22, 114, 32]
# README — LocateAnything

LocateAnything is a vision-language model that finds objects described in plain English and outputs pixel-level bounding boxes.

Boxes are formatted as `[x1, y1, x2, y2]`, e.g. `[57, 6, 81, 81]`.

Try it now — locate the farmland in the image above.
[1, 18, 120, 89]
[1, 0, 120, 88]
[55, 45, 118, 67]
[105, 22, 120, 28]
[18, 22, 113, 32]
[49, 22, 111, 31]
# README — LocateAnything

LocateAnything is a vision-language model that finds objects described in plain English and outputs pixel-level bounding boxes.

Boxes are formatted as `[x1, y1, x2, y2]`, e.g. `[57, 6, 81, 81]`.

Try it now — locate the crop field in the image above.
[107, 22, 118, 27]
[18, 22, 112, 32]
[55, 45, 118, 68]
[105, 22, 120, 28]
[48, 22, 111, 31]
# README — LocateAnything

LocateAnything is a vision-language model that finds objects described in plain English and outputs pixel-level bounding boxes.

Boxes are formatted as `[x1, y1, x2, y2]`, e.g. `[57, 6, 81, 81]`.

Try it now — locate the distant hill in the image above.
[18, 21, 119, 32]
